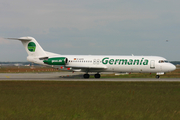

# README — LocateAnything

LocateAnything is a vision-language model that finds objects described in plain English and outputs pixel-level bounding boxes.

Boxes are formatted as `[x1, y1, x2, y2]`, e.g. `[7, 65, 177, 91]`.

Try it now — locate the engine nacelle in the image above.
[43, 57, 68, 65]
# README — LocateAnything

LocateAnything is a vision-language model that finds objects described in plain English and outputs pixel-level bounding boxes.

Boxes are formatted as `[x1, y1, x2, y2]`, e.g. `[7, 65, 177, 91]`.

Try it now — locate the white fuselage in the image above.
[30, 55, 176, 73]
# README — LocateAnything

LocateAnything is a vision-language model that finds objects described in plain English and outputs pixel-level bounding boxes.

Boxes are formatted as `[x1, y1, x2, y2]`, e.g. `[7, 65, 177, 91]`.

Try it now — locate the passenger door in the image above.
[150, 60, 155, 69]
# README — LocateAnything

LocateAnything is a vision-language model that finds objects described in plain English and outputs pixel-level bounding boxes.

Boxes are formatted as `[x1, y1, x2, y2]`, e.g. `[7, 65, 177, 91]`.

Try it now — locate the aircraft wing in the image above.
[65, 65, 107, 69]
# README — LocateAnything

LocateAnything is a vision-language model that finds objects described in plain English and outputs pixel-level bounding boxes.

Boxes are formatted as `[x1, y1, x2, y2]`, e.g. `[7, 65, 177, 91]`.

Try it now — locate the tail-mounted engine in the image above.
[43, 57, 68, 65]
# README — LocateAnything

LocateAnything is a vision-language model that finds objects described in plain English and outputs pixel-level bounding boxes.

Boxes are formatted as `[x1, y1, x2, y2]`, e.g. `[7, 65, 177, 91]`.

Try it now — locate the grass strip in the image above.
[0, 81, 180, 119]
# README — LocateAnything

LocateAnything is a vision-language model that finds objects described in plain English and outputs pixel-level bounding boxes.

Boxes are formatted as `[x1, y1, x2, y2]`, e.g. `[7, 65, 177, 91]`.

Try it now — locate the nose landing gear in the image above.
[156, 75, 160, 79]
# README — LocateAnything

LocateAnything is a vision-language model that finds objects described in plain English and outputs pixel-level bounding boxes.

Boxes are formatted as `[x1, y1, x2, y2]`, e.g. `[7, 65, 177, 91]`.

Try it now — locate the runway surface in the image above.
[0, 72, 180, 81]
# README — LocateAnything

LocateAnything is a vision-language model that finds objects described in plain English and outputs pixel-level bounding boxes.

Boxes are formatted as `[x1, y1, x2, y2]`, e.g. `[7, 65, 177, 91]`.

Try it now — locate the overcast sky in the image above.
[0, 0, 180, 61]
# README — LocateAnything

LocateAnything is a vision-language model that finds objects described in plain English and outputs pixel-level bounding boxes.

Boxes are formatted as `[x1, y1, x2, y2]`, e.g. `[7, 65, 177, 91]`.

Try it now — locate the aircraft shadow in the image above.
[58, 74, 84, 79]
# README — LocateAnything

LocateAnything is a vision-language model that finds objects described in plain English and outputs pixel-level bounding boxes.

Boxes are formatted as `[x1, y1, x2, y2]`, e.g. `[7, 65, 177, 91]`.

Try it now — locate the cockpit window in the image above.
[159, 60, 169, 63]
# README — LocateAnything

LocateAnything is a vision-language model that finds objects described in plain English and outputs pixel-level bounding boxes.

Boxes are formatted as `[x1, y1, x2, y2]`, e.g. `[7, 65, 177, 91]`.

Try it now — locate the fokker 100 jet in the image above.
[7, 37, 176, 79]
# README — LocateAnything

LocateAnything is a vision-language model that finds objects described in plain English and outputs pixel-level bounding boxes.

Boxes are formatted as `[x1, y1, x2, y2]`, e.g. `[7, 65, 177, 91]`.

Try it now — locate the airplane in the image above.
[7, 36, 176, 79]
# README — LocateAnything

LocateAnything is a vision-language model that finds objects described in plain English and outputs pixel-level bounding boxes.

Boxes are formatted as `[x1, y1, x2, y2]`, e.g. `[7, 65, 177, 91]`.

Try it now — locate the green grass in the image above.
[100, 73, 179, 78]
[1, 81, 180, 119]
[100, 69, 180, 78]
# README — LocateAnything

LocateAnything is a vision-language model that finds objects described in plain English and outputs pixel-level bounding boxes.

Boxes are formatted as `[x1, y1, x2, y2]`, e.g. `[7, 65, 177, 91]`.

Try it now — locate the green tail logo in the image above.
[28, 42, 36, 52]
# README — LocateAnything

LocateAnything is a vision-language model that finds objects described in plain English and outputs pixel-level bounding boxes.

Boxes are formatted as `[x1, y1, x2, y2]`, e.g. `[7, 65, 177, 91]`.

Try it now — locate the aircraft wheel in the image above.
[156, 75, 160, 79]
[94, 74, 101, 78]
[83, 74, 90, 79]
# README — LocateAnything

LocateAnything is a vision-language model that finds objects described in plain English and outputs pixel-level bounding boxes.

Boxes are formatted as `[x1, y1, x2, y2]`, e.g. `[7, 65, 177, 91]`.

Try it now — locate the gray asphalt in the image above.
[0, 72, 180, 81]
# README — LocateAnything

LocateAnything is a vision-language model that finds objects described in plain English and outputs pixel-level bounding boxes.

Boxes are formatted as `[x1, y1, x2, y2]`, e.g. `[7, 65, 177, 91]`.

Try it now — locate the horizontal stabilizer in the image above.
[7, 38, 32, 41]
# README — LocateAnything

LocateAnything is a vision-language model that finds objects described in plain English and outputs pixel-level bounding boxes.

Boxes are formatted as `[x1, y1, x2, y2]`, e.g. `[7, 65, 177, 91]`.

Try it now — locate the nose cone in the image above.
[170, 64, 176, 71]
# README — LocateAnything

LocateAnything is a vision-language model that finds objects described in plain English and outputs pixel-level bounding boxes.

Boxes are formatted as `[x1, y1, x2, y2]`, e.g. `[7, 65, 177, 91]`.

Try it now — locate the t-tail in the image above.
[7, 37, 49, 64]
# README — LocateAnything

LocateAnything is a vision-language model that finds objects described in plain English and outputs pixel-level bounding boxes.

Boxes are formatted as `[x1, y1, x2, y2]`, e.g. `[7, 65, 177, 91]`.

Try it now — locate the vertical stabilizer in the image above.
[8, 37, 47, 57]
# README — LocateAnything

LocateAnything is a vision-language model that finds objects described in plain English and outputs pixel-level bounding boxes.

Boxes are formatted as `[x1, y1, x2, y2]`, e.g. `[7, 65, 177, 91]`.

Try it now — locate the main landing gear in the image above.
[83, 74, 90, 79]
[94, 74, 101, 78]
[83, 73, 101, 79]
